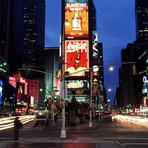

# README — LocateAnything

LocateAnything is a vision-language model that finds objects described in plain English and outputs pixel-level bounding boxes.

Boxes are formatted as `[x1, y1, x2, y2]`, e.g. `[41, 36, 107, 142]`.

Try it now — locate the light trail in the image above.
[0, 115, 35, 131]
[115, 115, 148, 127]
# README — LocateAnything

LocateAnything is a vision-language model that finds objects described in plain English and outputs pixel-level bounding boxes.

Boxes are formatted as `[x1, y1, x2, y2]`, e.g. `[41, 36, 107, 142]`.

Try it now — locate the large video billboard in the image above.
[65, 40, 89, 76]
[65, 2, 88, 38]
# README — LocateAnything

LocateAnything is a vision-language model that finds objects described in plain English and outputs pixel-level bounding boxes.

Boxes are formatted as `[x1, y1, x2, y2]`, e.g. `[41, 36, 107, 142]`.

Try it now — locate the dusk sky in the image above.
[45, 0, 136, 105]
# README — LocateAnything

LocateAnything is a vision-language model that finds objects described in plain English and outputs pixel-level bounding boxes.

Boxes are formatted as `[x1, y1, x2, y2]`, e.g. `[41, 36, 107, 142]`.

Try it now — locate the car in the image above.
[35, 115, 49, 126]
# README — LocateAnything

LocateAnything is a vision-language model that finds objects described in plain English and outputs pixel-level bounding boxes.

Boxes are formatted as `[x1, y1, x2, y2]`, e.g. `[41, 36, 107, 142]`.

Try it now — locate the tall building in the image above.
[118, 40, 148, 108]
[0, 0, 12, 61]
[10, 0, 45, 78]
[44, 47, 59, 100]
[135, 0, 148, 41]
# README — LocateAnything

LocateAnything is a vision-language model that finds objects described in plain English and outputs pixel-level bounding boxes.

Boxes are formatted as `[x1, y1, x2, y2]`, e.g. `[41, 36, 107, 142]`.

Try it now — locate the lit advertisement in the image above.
[30, 96, 34, 107]
[143, 97, 147, 107]
[65, 2, 88, 38]
[56, 71, 61, 96]
[67, 80, 88, 89]
[0, 80, 3, 106]
[65, 40, 89, 76]
[9, 77, 17, 88]
[92, 30, 99, 59]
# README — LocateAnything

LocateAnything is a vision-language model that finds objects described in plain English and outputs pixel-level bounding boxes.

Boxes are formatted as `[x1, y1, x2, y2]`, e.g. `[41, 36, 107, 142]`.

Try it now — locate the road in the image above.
[0, 115, 148, 148]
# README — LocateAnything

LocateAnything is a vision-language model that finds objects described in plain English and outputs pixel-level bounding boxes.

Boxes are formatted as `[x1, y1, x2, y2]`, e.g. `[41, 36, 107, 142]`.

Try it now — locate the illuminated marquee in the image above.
[65, 2, 88, 38]
[65, 40, 89, 76]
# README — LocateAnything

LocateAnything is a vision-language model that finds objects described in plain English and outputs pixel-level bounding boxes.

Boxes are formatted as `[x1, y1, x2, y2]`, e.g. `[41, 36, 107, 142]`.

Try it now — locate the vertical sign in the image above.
[92, 31, 99, 59]
[143, 97, 147, 107]
[0, 80, 3, 106]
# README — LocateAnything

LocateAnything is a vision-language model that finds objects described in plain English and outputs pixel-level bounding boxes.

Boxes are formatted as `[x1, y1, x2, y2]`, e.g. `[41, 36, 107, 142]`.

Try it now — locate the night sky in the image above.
[45, 0, 136, 105]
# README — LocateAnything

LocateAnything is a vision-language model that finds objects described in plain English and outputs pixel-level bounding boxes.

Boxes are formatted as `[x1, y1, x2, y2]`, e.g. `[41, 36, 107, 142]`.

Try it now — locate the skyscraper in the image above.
[0, 0, 12, 61]
[135, 0, 148, 41]
[11, 0, 45, 78]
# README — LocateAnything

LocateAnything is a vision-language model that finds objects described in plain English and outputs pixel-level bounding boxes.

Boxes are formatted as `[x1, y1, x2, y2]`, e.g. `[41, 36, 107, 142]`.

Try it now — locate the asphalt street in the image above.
[0, 116, 148, 148]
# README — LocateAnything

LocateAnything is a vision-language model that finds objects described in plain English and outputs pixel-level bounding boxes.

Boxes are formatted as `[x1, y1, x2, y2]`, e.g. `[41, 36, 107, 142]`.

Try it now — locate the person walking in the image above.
[14, 117, 23, 140]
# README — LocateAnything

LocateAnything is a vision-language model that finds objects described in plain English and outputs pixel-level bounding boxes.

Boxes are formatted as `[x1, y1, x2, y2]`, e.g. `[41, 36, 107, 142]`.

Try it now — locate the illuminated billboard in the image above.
[0, 80, 3, 106]
[67, 80, 88, 89]
[143, 97, 147, 107]
[65, 40, 89, 76]
[65, 2, 88, 38]
[92, 30, 99, 59]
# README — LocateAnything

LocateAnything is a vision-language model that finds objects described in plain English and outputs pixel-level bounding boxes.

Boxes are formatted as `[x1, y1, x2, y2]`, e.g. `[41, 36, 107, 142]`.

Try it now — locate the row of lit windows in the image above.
[24, 38, 36, 42]
[24, 20, 36, 23]
[143, 22, 148, 24]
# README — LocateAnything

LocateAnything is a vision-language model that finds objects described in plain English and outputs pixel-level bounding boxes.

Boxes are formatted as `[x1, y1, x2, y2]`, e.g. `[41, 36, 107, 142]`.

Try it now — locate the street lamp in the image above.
[108, 88, 111, 92]
[60, 19, 69, 138]
[109, 67, 114, 71]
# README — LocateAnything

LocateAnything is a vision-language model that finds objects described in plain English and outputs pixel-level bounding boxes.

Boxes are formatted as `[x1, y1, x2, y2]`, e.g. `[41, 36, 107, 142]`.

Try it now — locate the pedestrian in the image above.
[14, 117, 23, 140]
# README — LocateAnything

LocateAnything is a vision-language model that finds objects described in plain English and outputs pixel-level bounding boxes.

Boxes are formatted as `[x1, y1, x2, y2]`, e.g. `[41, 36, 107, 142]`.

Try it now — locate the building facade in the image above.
[44, 47, 59, 100]
[135, 0, 148, 41]
[10, 0, 45, 78]
[118, 40, 148, 109]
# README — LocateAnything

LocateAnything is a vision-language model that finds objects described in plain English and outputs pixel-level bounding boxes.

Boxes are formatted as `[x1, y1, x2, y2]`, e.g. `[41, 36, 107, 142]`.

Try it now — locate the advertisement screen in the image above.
[65, 2, 88, 38]
[65, 40, 89, 76]
[67, 80, 88, 89]
[0, 80, 3, 106]
[92, 30, 99, 59]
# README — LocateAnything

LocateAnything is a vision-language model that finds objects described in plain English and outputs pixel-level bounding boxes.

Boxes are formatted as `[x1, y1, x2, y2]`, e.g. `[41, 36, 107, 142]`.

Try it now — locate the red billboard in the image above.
[9, 77, 17, 88]
[65, 40, 89, 76]
[65, 2, 88, 38]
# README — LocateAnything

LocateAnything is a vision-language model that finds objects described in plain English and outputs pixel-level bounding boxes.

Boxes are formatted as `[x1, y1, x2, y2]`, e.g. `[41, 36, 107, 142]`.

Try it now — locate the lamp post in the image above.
[89, 69, 93, 127]
[60, 19, 69, 138]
